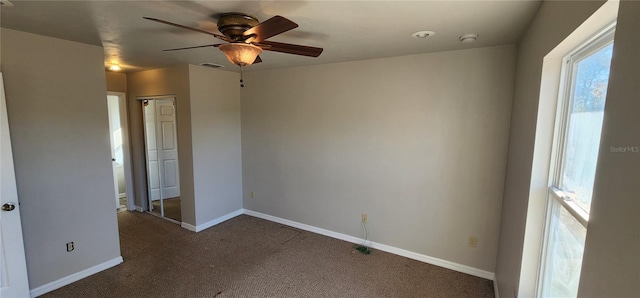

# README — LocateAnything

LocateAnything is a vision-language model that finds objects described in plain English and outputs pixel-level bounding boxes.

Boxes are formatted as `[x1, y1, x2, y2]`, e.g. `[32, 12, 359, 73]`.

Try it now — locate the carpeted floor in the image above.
[41, 212, 494, 297]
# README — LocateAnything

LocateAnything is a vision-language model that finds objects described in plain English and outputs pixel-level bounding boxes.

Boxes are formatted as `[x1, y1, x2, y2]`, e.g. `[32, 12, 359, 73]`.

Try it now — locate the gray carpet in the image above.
[41, 212, 494, 297]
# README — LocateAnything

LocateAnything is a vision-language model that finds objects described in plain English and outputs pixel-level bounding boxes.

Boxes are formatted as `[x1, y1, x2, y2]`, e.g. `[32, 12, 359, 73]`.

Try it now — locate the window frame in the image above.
[536, 24, 616, 297]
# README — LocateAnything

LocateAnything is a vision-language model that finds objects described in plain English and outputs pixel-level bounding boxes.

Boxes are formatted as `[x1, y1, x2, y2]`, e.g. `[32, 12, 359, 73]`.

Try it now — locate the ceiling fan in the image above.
[144, 13, 323, 68]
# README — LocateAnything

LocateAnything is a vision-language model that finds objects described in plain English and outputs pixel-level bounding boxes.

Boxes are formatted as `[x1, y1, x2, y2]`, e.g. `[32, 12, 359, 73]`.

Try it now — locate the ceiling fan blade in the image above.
[143, 17, 230, 42]
[257, 41, 323, 57]
[163, 44, 223, 51]
[243, 15, 298, 42]
[254, 55, 263, 64]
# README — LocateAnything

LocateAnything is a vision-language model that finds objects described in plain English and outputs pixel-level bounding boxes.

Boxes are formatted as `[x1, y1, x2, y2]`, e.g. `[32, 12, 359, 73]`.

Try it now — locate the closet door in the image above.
[155, 98, 180, 199]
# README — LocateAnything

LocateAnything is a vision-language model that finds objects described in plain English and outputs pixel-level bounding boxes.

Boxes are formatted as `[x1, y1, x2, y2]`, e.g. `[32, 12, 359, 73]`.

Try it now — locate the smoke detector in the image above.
[459, 34, 478, 43]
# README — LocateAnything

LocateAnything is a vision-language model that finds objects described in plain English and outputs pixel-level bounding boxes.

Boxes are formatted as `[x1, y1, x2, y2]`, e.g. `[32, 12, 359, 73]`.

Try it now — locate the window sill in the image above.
[549, 187, 589, 227]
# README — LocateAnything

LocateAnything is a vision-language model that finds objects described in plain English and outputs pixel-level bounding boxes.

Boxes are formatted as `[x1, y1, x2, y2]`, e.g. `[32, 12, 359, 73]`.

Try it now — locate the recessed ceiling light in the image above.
[411, 31, 436, 39]
[459, 34, 478, 43]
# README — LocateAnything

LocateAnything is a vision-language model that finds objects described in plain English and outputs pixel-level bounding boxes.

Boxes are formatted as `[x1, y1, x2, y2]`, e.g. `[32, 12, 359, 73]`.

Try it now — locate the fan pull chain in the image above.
[240, 65, 245, 88]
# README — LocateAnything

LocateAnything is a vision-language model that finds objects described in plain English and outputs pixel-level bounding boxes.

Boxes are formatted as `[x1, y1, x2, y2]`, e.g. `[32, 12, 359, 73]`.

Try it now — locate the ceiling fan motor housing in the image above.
[217, 13, 259, 39]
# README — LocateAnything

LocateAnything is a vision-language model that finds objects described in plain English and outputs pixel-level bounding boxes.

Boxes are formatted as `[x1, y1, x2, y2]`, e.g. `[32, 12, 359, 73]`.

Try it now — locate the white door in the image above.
[143, 100, 161, 203]
[154, 99, 180, 199]
[0, 73, 30, 297]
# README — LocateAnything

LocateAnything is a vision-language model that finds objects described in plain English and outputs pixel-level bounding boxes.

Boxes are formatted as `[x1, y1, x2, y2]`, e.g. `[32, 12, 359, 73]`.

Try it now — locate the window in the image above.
[538, 27, 615, 297]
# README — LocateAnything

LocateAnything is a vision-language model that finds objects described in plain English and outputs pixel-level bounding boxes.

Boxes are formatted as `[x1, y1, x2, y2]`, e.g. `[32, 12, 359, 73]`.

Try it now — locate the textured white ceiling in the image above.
[0, 0, 541, 73]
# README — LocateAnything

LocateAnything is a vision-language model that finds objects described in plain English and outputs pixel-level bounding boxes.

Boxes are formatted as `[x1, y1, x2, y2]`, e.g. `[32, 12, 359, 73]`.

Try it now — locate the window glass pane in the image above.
[560, 43, 613, 214]
[541, 201, 587, 297]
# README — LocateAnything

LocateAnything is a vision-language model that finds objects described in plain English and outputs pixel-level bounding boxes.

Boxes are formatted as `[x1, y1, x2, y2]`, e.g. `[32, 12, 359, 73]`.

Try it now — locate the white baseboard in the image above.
[242, 209, 495, 281]
[243, 209, 363, 243]
[181, 209, 244, 233]
[134, 206, 144, 212]
[181, 222, 197, 232]
[494, 279, 500, 298]
[29, 256, 123, 297]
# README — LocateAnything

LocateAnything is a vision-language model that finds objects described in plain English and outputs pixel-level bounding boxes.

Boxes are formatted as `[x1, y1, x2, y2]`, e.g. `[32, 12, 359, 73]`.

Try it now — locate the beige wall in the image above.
[106, 71, 127, 92]
[126, 65, 196, 225]
[0, 28, 121, 289]
[241, 46, 516, 273]
[579, 1, 640, 296]
[188, 65, 243, 225]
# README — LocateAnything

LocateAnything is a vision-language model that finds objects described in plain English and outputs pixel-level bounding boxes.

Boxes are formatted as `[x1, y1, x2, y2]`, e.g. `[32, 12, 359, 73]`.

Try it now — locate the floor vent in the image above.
[199, 63, 224, 69]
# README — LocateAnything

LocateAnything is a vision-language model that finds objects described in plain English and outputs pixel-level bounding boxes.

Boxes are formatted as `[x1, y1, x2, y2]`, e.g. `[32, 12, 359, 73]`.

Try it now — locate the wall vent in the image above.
[199, 63, 224, 69]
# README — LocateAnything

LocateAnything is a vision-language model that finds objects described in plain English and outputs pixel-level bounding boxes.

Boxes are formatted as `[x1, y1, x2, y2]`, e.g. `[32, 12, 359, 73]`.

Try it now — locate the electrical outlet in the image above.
[468, 236, 478, 248]
[66, 242, 74, 252]
[250, 192, 255, 199]
[362, 213, 368, 223]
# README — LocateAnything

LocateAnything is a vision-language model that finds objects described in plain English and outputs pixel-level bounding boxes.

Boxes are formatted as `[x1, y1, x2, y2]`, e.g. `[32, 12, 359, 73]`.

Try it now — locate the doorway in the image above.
[141, 97, 181, 223]
[107, 92, 134, 211]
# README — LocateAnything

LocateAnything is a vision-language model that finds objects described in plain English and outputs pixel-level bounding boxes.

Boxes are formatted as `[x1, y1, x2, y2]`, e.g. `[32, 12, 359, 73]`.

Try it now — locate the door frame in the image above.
[107, 91, 135, 211]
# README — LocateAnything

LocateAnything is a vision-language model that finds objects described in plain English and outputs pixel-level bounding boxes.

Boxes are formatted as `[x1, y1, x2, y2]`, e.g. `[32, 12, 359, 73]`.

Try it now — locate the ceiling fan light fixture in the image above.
[109, 62, 122, 71]
[219, 43, 263, 66]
